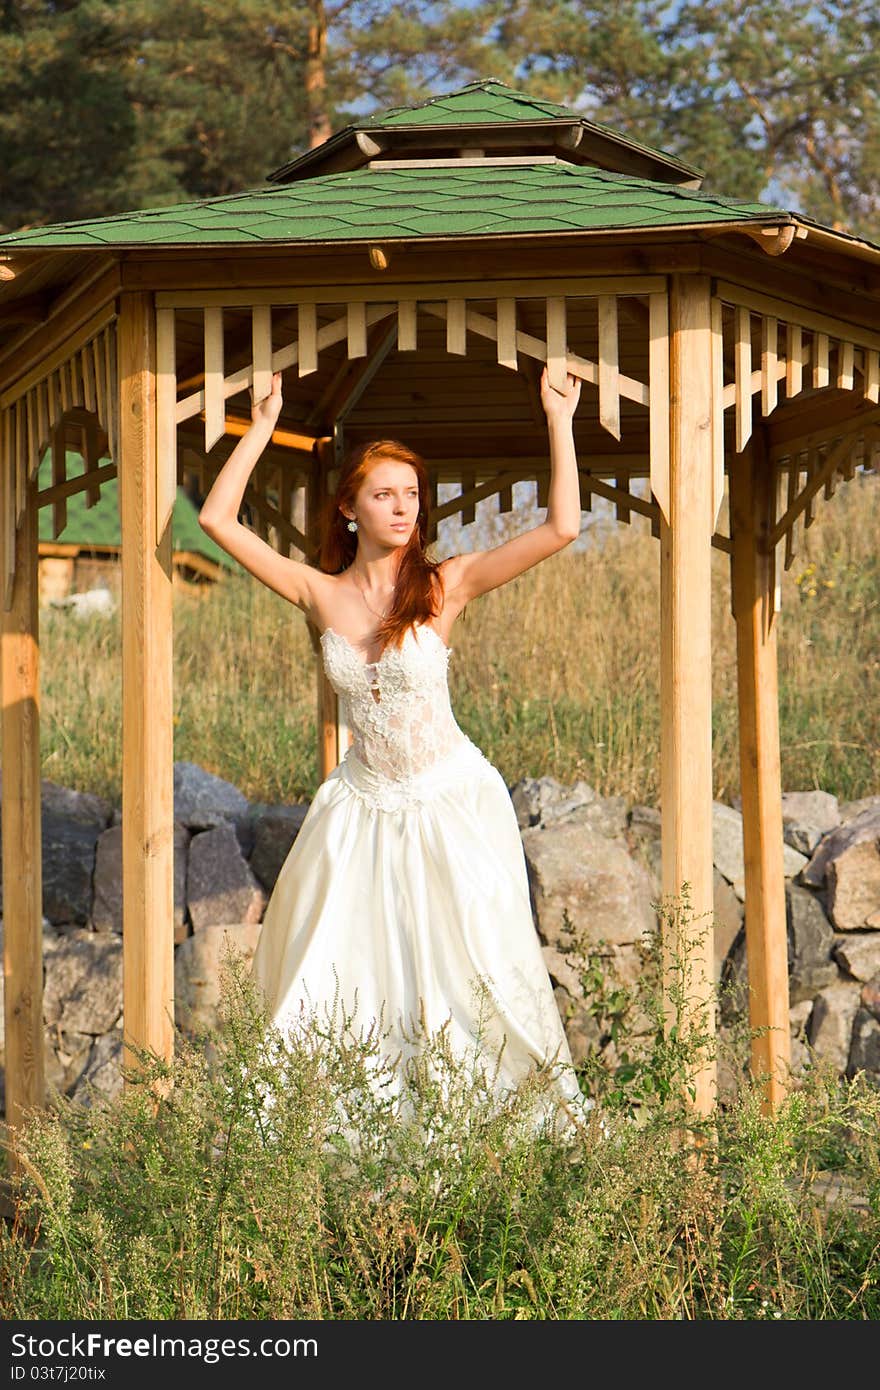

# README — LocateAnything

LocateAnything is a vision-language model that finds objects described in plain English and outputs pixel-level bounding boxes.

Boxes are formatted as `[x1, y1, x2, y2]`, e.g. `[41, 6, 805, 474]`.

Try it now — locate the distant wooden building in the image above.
[36, 450, 241, 603]
[1, 80, 879, 1155]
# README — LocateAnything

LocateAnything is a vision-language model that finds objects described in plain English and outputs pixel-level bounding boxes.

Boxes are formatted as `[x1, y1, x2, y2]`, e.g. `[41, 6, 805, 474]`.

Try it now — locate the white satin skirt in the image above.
[249, 735, 591, 1135]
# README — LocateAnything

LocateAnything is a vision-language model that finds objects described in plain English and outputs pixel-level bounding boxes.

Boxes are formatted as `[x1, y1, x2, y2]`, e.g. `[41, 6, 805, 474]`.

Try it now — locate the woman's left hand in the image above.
[540, 365, 581, 422]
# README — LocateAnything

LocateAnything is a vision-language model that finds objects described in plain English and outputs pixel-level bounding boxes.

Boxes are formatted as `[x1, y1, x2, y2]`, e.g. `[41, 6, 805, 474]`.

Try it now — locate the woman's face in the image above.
[349, 461, 420, 548]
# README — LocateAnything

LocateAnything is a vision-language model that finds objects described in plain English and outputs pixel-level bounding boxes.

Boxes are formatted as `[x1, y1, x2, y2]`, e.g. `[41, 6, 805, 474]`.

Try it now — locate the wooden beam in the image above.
[659, 274, 716, 1117]
[770, 429, 865, 545]
[0, 304, 117, 411]
[0, 463, 44, 1175]
[310, 439, 339, 775]
[649, 291, 670, 525]
[714, 281, 880, 354]
[397, 300, 417, 352]
[156, 274, 667, 310]
[251, 305, 273, 402]
[156, 307, 177, 542]
[711, 295, 724, 527]
[118, 291, 175, 1093]
[597, 295, 621, 439]
[330, 319, 398, 426]
[734, 306, 752, 453]
[729, 430, 791, 1112]
[761, 316, 778, 417]
[203, 307, 224, 451]
[0, 261, 120, 388]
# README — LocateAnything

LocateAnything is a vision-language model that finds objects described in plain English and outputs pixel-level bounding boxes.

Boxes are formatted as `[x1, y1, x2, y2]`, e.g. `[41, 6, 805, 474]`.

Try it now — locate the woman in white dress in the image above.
[199, 365, 590, 1136]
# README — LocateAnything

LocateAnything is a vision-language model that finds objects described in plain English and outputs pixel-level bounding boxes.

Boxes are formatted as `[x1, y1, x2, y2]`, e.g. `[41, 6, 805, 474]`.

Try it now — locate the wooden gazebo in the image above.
[2, 81, 879, 1149]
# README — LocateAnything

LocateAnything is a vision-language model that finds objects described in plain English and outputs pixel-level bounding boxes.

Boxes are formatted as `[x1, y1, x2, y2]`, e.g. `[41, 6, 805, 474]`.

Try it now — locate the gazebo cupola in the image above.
[1, 80, 879, 1157]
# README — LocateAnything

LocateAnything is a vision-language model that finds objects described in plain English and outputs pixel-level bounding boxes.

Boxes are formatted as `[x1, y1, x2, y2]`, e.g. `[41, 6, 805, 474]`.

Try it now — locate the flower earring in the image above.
[347, 518, 358, 533]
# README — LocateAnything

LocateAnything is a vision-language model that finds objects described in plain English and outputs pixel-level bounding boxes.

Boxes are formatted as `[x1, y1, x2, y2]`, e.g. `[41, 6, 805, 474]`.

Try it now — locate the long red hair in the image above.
[318, 439, 445, 654]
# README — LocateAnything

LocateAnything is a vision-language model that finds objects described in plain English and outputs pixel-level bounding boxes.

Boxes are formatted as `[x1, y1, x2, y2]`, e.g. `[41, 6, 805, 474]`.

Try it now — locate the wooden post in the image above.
[118, 292, 175, 1088]
[659, 274, 717, 1115]
[309, 437, 339, 778]
[1, 466, 44, 1173]
[729, 429, 791, 1111]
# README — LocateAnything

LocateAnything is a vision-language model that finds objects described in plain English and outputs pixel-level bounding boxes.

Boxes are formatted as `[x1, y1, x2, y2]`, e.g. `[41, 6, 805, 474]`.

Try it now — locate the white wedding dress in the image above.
[249, 619, 590, 1135]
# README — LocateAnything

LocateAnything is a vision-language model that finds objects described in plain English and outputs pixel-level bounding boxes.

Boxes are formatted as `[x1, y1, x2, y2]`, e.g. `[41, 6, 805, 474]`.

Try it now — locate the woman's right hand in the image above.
[250, 371, 283, 431]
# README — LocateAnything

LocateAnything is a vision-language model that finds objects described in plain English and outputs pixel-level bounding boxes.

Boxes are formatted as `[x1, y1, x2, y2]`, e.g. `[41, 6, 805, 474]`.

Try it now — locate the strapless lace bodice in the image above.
[320, 622, 470, 783]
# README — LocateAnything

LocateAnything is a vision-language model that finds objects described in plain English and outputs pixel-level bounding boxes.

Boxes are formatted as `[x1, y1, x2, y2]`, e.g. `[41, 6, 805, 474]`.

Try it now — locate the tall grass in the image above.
[2, 913, 877, 1321]
[33, 470, 880, 805]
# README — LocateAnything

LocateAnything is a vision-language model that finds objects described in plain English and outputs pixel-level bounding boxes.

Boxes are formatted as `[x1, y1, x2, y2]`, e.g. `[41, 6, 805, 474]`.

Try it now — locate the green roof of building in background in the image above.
[0, 162, 785, 250]
[38, 452, 241, 573]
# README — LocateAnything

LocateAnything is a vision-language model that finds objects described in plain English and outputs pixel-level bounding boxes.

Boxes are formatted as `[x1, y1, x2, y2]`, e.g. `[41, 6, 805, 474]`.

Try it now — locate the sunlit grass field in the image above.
[2, 945, 878, 1321]
[36, 470, 880, 808]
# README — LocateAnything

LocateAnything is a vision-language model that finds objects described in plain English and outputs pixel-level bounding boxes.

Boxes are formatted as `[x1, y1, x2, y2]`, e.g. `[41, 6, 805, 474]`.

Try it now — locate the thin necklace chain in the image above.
[351, 567, 396, 621]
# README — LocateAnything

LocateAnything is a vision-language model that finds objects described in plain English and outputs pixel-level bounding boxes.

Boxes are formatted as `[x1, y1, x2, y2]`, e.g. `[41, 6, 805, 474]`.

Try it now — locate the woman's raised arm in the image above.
[199, 372, 317, 613]
[442, 366, 582, 607]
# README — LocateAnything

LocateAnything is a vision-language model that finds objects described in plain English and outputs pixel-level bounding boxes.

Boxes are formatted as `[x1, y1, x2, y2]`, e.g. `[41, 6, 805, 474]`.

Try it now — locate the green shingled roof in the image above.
[38, 452, 240, 570]
[361, 80, 580, 127]
[0, 161, 785, 251]
[266, 79, 703, 185]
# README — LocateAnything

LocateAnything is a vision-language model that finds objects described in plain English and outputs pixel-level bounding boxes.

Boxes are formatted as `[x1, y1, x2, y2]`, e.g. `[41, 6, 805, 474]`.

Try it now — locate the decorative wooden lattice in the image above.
[159, 277, 671, 557]
[0, 313, 118, 608]
[713, 285, 880, 607]
[3, 280, 877, 613]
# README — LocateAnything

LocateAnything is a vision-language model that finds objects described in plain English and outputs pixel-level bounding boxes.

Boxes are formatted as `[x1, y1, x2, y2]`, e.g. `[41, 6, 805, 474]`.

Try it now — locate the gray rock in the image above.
[861, 974, 880, 1022]
[71, 1031, 124, 1106]
[508, 778, 597, 828]
[47, 1030, 95, 1096]
[827, 838, 880, 931]
[847, 1008, 880, 1081]
[788, 1034, 811, 1078]
[839, 795, 880, 825]
[712, 802, 747, 894]
[187, 824, 267, 931]
[833, 934, 880, 982]
[249, 804, 311, 892]
[522, 822, 656, 950]
[713, 801, 807, 900]
[39, 779, 114, 828]
[42, 929, 123, 1036]
[40, 813, 103, 925]
[541, 945, 587, 999]
[509, 776, 577, 829]
[550, 795, 629, 838]
[787, 884, 839, 1003]
[554, 989, 601, 1066]
[801, 803, 880, 887]
[806, 981, 863, 1073]
[173, 760, 250, 831]
[91, 822, 190, 936]
[790, 999, 814, 1039]
[629, 805, 661, 834]
[175, 921, 263, 1033]
[780, 790, 841, 855]
[715, 1023, 748, 1104]
[719, 931, 749, 1024]
[713, 870, 744, 982]
[627, 810, 662, 895]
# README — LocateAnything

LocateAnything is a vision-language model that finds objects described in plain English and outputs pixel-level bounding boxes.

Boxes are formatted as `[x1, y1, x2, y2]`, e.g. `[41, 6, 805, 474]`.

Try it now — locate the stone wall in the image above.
[1, 763, 878, 1112]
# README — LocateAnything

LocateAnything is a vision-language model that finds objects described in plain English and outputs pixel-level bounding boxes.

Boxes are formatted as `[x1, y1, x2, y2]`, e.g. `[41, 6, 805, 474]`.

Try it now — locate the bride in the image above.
[199, 364, 591, 1136]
